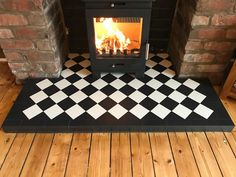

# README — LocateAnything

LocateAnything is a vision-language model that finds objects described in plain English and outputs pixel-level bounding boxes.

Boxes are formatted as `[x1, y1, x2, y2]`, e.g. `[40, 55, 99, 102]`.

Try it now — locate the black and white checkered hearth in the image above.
[3, 53, 234, 132]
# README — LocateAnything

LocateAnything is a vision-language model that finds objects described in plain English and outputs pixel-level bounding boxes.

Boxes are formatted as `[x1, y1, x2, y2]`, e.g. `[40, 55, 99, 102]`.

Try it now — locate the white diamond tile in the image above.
[148, 53, 155, 59]
[112, 72, 124, 78]
[157, 53, 169, 59]
[68, 53, 79, 59]
[36, 79, 53, 90]
[81, 53, 90, 59]
[183, 79, 200, 89]
[55, 79, 71, 90]
[92, 79, 108, 89]
[145, 69, 160, 78]
[44, 105, 64, 119]
[79, 60, 91, 68]
[108, 104, 128, 119]
[165, 79, 181, 89]
[110, 79, 126, 89]
[50, 91, 68, 103]
[146, 79, 163, 89]
[146, 59, 157, 68]
[69, 91, 87, 103]
[194, 104, 213, 119]
[87, 104, 106, 119]
[169, 90, 187, 103]
[23, 104, 43, 119]
[76, 69, 91, 78]
[129, 91, 147, 103]
[149, 90, 167, 103]
[128, 79, 145, 89]
[89, 91, 107, 103]
[61, 68, 74, 78]
[64, 60, 77, 68]
[151, 104, 171, 119]
[30, 91, 48, 103]
[130, 104, 149, 119]
[159, 59, 172, 68]
[162, 69, 175, 78]
[173, 104, 192, 119]
[65, 105, 85, 119]
[109, 91, 127, 103]
[73, 79, 90, 90]
[188, 90, 206, 103]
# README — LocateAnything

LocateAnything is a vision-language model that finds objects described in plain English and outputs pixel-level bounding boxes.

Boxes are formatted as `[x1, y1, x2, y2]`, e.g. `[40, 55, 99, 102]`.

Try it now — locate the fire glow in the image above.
[94, 17, 142, 56]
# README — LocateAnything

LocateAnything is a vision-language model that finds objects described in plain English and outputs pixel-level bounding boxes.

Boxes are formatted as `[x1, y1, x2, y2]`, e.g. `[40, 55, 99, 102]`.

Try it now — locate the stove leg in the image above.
[92, 71, 101, 78]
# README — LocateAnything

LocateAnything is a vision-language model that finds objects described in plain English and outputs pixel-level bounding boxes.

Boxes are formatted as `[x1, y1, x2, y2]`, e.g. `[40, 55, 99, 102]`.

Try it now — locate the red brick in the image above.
[204, 42, 235, 51]
[191, 28, 226, 39]
[212, 14, 236, 26]
[0, 14, 28, 26]
[197, 0, 234, 12]
[1, 0, 37, 12]
[14, 27, 47, 39]
[185, 41, 204, 50]
[36, 40, 51, 51]
[0, 29, 14, 38]
[0, 39, 34, 50]
[183, 53, 215, 63]
[226, 29, 236, 39]
[196, 64, 226, 72]
[27, 50, 54, 61]
[27, 12, 46, 26]
[191, 15, 209, 26]
[3, 51, 23, 61]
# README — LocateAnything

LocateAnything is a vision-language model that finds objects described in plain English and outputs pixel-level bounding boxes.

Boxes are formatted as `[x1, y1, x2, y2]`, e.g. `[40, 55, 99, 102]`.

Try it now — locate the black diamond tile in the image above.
[37, 98, 55, 110]
[102, 74, 117, 83]
[160, 97, 179, 110]
[119, 74, 134, 83]
[72, 56, 85, 63]
[138, 75, 152, 83]
[119, 85, 136, 96]
[155, 74, 170, 83]
[138, 85, 155, 96]
[150, 56, 162, 63]
[139, 97, 158, 110]
[66, 74, 81, 83]
[157, 85, 174, 96]
[78, 97, 97, 110]
[99, 97, 117, 110]
[119, 97, 137, 110]
[43, 85, 60, 96]
[69, 64, 84, 72]
[176, 85, 193, 95]
[100, 85, 117, 96]
[58, 97, 77, 110]
[62, 85, 79, 96]
[153, 64, 167, 72]
[84, 75, 98, 83]
[81, 85, 98, 96]
[181, 97, 199, 110]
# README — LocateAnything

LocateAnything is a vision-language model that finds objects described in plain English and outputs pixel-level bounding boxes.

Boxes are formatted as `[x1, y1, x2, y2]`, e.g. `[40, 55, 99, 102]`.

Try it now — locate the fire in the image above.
[95, 18, 131, 55]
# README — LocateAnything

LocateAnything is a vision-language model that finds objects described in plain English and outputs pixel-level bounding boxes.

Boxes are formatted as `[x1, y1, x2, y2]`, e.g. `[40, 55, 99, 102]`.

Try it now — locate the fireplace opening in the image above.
[94, 17, 142, 58]
[83, 0, 153, 78]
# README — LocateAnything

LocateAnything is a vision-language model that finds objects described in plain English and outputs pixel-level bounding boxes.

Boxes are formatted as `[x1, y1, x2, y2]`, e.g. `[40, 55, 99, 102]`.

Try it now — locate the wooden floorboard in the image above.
[0, 62, 236, 177]
[169, 132, 201, 177]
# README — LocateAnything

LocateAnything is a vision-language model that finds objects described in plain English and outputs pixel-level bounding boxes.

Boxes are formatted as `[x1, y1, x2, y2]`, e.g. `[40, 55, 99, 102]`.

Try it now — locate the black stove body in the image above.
[83, 0, 153, 77]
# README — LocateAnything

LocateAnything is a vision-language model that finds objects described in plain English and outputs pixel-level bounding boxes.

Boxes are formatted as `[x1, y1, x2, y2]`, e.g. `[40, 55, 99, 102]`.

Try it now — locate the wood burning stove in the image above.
[83, 0, 154, 77]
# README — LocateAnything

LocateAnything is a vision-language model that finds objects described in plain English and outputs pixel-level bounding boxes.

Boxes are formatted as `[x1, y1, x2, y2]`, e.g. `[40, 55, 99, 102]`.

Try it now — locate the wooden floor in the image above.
[0, 62, 236, 177]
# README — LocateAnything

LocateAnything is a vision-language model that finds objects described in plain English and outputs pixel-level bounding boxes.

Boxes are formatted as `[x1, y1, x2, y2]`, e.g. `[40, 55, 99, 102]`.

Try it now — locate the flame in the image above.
[95, 18, 131, 55]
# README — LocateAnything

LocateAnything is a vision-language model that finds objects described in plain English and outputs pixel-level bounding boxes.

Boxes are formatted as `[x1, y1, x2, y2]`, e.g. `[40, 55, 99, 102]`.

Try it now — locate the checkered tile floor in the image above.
[3, 53, 234, 132]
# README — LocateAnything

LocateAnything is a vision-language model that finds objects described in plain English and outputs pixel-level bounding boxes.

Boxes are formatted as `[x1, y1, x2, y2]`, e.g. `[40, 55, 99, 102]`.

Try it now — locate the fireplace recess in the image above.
[83, 0, 153, 77]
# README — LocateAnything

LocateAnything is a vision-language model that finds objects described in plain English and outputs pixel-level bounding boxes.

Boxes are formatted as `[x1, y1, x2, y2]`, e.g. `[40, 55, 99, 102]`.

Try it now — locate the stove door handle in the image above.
[110, 2, 126, 8]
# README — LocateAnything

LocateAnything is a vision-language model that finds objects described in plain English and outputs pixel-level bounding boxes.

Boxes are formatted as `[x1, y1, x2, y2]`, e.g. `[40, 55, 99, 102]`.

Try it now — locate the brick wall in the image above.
[0, 0, 68, 81]
[169, 0, 236, 84]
